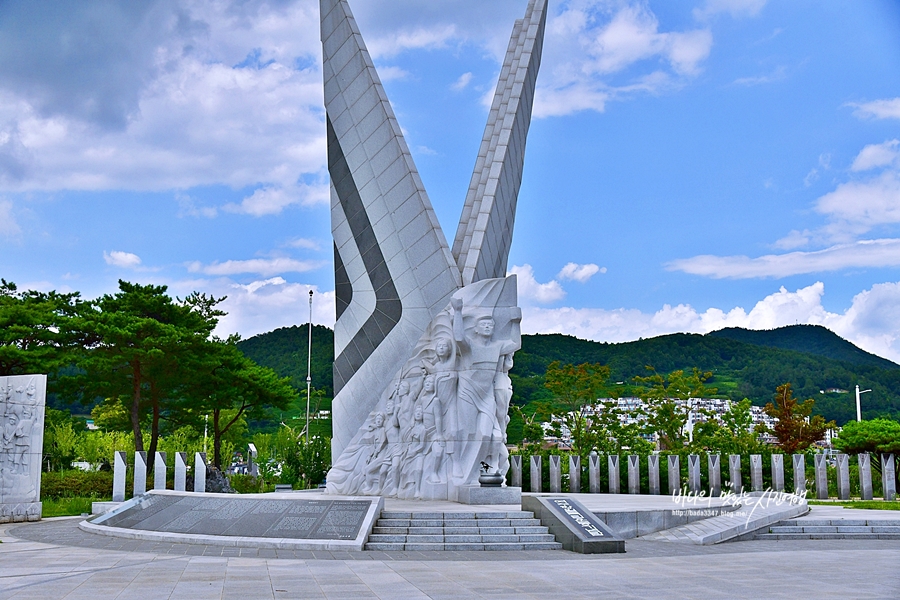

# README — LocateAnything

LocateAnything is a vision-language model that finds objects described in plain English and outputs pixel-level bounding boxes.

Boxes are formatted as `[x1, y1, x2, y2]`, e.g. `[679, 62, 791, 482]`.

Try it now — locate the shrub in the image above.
[41, 470, 113, 499]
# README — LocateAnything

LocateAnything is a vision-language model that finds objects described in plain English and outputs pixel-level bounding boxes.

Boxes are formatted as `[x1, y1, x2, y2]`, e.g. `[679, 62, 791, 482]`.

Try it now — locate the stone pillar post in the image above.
[687, 454, 701, 494]
[588, 454, 601, 493]
[667, 455, 680, 495]
[859, 453, 873, 500]
[112, 451, 127, 503]
[133, 451, 147, 497]
[792, 454, 806, 496]
[771, 454, 785, 492]
[510, 455, 522, 488]
[549, 455, 561, 493]
[729, 455, 742, 494]
[836, 454, 850, 500]
[814, 454, 828, 499]
[194, 452, 207, 493]
[530, 455, 542, 493]
[248, 443, 259, 477]
[708, 454, 721, 497]
[627, 455, 640, 494]
[648, 455, 660, 495]
[154, 452, 167, 490]
[750, 455, 763, 491]
[175, 452, 187, 492]
[608, 455, 620, 494]
[882, 454, 897, 501]
[569, 455, 581, 493]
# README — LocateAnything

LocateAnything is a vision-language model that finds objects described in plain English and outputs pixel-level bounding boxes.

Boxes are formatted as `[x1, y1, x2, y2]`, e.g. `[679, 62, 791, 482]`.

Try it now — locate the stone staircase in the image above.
[365, 510, 562, 551]
[756, 518, 900, 540]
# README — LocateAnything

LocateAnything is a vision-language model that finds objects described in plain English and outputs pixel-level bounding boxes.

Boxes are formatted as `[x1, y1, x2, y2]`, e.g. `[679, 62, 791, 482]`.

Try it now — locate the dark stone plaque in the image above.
[522, 496, 625, 554]
[93, 493, 375, 541]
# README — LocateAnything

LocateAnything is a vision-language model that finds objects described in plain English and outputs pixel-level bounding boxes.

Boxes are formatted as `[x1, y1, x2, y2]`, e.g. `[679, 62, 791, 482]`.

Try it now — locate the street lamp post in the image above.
[306, 290, 314, 442]
[855, 384, 871, 422]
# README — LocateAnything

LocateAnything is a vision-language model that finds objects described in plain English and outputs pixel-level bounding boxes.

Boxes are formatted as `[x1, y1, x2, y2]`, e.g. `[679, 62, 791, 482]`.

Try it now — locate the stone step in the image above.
[380, 511, 534, 520]
[756, 533, 900, 541]
[364, 541, 564, 551]
[772, 518, 900, 527]
[375, 518, 542, 528]
[367, 533, 557, 544]
[769, 525, 900, 534]
[371, 525, 548, 535]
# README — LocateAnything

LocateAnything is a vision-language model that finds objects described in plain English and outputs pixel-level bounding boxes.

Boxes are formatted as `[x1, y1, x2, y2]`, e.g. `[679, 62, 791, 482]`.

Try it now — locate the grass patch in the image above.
[808, 500, 900, 510]
[41, 496, 104, 518]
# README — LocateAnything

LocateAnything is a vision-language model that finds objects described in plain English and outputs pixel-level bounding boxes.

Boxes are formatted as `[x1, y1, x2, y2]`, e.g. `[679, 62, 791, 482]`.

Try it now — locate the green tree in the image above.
[176, 337, 296, 468]
[543, 361, 612, 458]
[69, 281, 223, 456]
[635, 368, 715, 451]
[690, 398, 767, 455]
[0, 280, 81, 376]
[765, 383, 835, 454]
[833, 418, 900, 455]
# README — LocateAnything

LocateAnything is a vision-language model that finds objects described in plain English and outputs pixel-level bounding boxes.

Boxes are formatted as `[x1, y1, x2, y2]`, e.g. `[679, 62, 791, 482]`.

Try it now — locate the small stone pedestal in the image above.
[455, 485, 522, 505]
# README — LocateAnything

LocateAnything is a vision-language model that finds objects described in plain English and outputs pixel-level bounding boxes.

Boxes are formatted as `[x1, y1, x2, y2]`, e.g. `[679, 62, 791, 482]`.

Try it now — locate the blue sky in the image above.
[2, 0, 900, 361]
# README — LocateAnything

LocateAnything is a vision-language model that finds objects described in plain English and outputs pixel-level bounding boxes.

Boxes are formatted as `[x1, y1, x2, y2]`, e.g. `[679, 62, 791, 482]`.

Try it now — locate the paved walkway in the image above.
[2, 517, 898, 599]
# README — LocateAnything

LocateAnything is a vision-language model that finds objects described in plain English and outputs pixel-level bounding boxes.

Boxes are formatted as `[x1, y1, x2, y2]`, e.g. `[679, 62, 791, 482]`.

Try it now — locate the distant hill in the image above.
[707, 325, 898, 370]
[237, 324, 900, 425]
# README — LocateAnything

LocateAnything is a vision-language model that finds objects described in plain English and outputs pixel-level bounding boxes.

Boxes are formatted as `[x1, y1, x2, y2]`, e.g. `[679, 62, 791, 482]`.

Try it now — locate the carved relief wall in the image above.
[0, 375, 46, 523]
[326, 277, 520, 501]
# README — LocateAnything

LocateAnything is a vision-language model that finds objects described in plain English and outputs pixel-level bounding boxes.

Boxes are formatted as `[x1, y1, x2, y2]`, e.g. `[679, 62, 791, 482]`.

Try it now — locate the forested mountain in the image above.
[707, 325, 897, 370]
[237, 325, 335, 397]
[237, 324, 900, 425]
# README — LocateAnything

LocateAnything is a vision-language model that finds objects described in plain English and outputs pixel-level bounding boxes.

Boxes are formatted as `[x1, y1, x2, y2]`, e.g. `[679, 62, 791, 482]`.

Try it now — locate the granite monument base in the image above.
[522, 495, 625, 553]
[0, 501, 42, 523]
[454, 485, 522, 505]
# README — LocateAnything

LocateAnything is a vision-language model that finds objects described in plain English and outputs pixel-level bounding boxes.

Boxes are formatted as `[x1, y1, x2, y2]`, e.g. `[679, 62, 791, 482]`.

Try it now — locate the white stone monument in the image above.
[1, 375, 46, 523]
[321, 0, 546, 501]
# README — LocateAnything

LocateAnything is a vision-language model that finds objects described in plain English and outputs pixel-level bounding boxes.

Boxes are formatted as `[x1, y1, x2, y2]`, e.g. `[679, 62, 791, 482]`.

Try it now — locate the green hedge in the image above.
[41, 470, 113, 500]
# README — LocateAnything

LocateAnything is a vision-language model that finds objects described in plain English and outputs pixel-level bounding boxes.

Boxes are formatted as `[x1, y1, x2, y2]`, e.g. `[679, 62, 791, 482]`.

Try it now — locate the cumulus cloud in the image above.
[509, 264, 566, 304]
[223, 183, 329, 217]
[815, 171, 900, 238]
[851, 140, 900, 172]
[534, 2, 712, 117]
[187, 257, 325, 277]
[0, 199, 21, 238]
[733, 65, 786, 87]
[557, 262, 605, 282]
[521, 281, 900, 363]
[103, 250, 142, 269]
[166, 275, 335, 338]
[668, 239, 900, 279]
[850, 97, 900, 121]
[285, 237, 321, 251]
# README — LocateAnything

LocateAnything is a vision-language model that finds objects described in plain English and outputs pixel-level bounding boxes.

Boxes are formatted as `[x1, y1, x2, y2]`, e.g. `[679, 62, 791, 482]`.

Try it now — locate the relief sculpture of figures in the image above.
[322, 0, 545, 500]
[326, 277, 521, 500]
[1, 375, 47, 523]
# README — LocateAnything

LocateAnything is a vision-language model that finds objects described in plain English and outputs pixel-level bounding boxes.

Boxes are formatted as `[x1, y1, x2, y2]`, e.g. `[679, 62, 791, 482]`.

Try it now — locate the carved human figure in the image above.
[450, 297, 520, 484]
[326, 412, 386, 494]
[13, 405, 33, 474]
[360, 412, 390, 494]
[395, 380, 415, 434]
[422, 337, 458, 457]
[378, 398, 404, 496]
[398, 404, 427, 498]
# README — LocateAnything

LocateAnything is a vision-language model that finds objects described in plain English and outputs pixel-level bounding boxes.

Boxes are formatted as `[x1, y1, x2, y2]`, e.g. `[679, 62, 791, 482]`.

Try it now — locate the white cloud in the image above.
[773, 229, 811, 250]
[694, 0, 768, 19]
[521, 281, 900, 363]
[285, 237, 321, 251]
[451, 72, 473, 91]
[375, 66, 411, 82]
[534, 2, 712, 118]
[668, 238, 900, 279]
[187, 257, 325, 277]
[366, 25, 457, 58]
[223, 183, 329, 217]
[850, 98, 900, 121]
[733, 65, 786, 87]
[103, 250, 142, 269]
[509, 264, 566, 304]
[815, 170, 900, 237]
[0, 199, 21, 238]
[851, 140, 900, 172]
[166, 275, 335, 339]
[557, 262, 604, 282]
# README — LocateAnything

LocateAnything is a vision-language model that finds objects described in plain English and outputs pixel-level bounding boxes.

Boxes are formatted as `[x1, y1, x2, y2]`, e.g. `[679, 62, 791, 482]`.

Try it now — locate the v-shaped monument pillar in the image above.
[323, 0, 546, 500]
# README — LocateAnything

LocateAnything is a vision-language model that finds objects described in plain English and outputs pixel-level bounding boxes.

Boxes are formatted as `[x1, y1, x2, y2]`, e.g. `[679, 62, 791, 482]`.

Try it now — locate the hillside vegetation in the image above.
[238, 324, 900, 425]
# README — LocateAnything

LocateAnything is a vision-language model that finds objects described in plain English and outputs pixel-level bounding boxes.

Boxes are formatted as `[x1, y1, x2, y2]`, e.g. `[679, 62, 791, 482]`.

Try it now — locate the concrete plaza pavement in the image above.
[1, 516, 898, 599]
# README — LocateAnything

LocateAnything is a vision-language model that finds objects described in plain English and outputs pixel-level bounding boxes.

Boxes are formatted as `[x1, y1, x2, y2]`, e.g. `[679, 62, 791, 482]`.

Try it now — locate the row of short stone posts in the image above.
[510, 453, 897, 500]
[112, 451, 208, 502]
